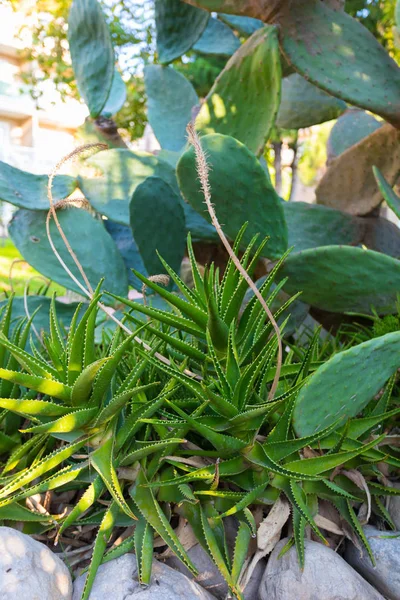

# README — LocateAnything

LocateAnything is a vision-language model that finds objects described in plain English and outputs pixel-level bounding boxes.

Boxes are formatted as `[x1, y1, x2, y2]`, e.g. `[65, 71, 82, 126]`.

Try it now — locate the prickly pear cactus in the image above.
[283, 202, 363, 252]
[155, 0, 209, 64]
[130, 176, 186, 276]
[276, 74, 346, 130]
[192, 17, 240, 56]
[316, 124, 400, 215]
[279, 0, 400, 128]
[78, 149, 182, 225]
[9, 207, 128, 297]
[0, 161, 76, 210]
[280, 245, 400, 315]
[68, 0, 115, 117]
[195, 26, 281, 156]
[177, 133, 287, 258]
[293, 331, 400, 436]
[327, 109, 383, 163]
[144, 65, 199, 152]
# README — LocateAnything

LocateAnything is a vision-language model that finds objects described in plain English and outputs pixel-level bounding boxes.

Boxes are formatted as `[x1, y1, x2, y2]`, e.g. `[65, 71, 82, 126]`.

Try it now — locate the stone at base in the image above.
[345, 525, 400, 600]
[72, 553, 216, 600]
[260, 537, 384, 600]
[0, 526, 72, 600]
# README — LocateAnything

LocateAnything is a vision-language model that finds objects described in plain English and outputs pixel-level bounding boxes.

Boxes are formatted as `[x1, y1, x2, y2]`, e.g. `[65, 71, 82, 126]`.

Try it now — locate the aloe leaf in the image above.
[0, 368, 72, 403]
[0, 435, 93, 498]
[81, 501, 120, 600]
[57, 475, 104, 539]
[71, 357, 110, 407]
[0, 502, 54, 522]
[0, 398, 71, 418]
[292, 506, 306, 569]
[284, 435, 385, 476]
[20, 407, 97, 434]
[134, 516, 154, 585]
[130, 469, 197, 575]
[120, 439, 187, 467]
[167, 400, 247, 454]
[91, 437, 136, 520]
[199, 505, 240, 597]
[94, 382, 160, 427]
[146, 457, 247, 488]
[0, 333, 59, 379]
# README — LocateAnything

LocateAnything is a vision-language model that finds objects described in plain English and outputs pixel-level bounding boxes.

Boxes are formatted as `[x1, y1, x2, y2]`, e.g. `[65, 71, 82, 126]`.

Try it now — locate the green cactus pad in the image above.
[9, 207, 128, 297]
[327, 109, 383, 162]
[361, 217, 400, 259]
[104, 220, 148, 291]
[177, 133, 287, 259]
[218, 14, 263, 36]
[316, 124, 400, 215]
[276, 74, 346, 130]
[293, 331, 400, 436]
[195, 26, 281, 156]
[193, 17, 240, 56]
[144, 65, 199, 152]
[101, 69, 126, 118]
[374, 167, 400, 221]
[284, 201, 400, 258]
[79, 149, 216, 241]
[279, 1, 400, 127]
[68, 0, 114, 117]
[130, 177, 186, 276]
[283, 202, 363, 252]
[155, 0, 209, 64]
[0, 160, 76, 210]
[79, 149, 180, 225]
[281, 245, 400, 315]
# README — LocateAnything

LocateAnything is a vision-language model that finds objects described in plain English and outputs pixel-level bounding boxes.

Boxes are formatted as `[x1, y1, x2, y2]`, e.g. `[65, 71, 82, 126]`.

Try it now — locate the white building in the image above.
[0, 4, 87, 175]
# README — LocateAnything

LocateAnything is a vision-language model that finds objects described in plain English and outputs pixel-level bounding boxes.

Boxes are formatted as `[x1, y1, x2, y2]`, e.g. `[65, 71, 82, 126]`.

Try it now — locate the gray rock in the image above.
[166, 543, 265, 599]
[388, 483, 400, 530]
[0, 526, 72, 600]
[260, 537, 384, 600]
[72, 553, 216, 600]
[345, 525, 400, 600]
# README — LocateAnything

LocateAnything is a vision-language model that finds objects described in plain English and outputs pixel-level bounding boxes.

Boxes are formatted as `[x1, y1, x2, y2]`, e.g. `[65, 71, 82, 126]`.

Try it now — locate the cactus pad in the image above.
[104, 220, 148, 291]
[195, 26, 281, 156]
[283, 201, 363, 252]
[145, 65, 199, 151]
[155, 0, 209, 64]
[9, 208, 128, 296]
[276, 74, 346, 130]
[79, 149, 181, 225]
[218, 14, 263, 36]
[279, 0, 400, 127]
[68, 0, 114, 117]
[280, 245, 400, 314]
[101, 69, 126, 118]
[327, 109, 383, 163]
[193, 17, 240, 56]
[130, 176, 186, 276]
[293, 331, 400, 436]
[0, 160, 76, 210]
[316, 124, 400, 215]
[177, 133, 287, 258]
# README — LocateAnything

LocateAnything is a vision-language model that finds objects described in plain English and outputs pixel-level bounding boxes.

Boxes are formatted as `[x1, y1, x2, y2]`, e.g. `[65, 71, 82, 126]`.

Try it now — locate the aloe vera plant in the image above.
[0, 232, 399, 599]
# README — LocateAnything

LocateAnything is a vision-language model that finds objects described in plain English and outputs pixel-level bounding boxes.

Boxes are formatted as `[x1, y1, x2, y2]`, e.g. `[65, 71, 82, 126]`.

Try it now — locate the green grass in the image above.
[0, 238, 65, 299]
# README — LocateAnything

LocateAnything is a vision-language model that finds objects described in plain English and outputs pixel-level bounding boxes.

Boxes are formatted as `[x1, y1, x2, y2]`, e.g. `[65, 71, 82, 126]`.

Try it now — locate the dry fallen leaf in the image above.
[239, 495, 290, 589]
